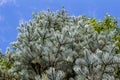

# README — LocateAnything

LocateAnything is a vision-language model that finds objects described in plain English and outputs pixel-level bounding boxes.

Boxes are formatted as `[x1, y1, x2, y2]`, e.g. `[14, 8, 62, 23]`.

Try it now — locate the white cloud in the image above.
[0, 0, 16, 6]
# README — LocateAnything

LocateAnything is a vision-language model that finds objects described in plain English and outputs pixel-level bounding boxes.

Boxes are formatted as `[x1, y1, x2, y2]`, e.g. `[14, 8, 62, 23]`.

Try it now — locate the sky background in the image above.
[0, 0, 120, 53]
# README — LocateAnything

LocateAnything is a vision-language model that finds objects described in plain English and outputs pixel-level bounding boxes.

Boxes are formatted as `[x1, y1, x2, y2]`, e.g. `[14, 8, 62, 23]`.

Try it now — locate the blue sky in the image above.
[0, 0, 120, 53]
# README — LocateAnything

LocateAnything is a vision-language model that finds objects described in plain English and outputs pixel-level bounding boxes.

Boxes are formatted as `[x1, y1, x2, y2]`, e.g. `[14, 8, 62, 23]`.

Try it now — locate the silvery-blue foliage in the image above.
[9, 8, 120, 80]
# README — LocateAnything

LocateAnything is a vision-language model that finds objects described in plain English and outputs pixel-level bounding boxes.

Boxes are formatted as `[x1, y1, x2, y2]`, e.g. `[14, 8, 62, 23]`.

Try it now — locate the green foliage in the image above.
[0, 50, 19, 80]
[0, 8, 120, 80]
[90, 14, 120, 53]
[91, 13, 117, 33]
[114, 28, 120, 53]
[90, 14, 120, 79]
[8, 8, 120, 80]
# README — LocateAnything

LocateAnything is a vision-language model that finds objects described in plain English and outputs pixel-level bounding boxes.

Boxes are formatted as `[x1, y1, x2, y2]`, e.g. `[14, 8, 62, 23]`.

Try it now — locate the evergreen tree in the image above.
[89, 14, 120, 79]
[9, 8, 120, 80]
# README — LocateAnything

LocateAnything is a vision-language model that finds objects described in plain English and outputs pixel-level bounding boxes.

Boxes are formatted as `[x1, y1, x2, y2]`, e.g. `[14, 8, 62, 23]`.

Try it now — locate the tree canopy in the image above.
[0, 8, 120, 80]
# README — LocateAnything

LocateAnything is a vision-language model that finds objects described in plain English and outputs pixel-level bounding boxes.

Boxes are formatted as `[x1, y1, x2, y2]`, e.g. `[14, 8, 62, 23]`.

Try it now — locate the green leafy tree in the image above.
[90, 13, 117, 33]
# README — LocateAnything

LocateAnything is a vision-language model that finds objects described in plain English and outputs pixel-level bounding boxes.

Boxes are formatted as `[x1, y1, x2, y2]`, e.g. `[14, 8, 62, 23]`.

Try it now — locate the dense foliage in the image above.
[0, 49, 18, 80]
[0, 8, 120, 80]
